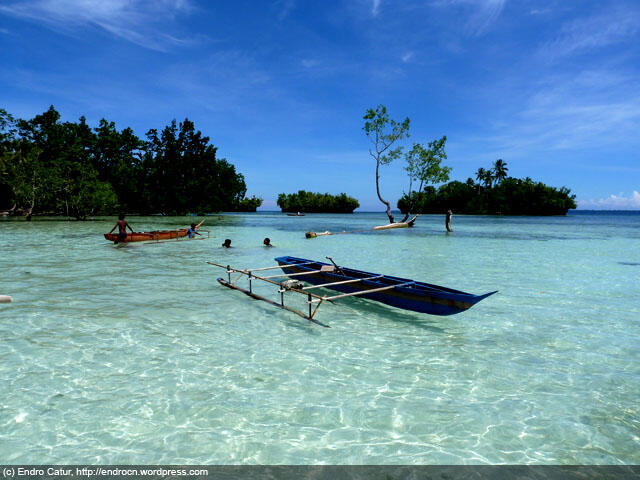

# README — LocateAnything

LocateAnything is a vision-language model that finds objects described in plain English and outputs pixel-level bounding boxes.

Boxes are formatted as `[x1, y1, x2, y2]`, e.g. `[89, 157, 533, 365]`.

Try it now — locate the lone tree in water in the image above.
[363, 105, 410, 224]
[401, 136, 451, 222]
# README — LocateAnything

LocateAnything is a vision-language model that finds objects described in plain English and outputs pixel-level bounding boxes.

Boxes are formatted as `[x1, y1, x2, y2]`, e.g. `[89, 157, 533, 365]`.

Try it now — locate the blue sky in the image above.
[1, 0, 639, 210]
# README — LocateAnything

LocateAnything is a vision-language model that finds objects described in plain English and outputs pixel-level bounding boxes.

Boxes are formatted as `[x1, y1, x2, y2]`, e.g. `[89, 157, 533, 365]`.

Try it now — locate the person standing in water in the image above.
[445, 210, 453, 232]
[109, 213, 134, 244]
[263, 238, 274, 247]
[187, 223, 202, 239]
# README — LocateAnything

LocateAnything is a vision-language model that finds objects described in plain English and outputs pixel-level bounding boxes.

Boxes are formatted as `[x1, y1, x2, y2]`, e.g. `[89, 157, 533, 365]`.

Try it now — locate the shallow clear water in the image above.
[1, 212, 639, 464]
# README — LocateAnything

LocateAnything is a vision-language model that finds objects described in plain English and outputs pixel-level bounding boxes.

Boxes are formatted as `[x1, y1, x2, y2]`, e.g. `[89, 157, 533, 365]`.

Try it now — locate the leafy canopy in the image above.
[405, 136, 451, 192]
[363, 105, 410, 166]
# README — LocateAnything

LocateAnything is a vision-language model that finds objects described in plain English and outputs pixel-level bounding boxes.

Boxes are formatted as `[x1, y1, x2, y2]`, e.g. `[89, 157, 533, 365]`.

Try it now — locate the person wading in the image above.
[109, 214, 134, 244]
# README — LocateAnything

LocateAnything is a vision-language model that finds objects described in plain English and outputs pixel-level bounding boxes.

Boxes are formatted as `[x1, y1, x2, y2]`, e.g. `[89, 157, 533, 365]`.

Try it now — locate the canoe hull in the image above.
[104, 230, 188, 243]
[275, 256, 496, 316]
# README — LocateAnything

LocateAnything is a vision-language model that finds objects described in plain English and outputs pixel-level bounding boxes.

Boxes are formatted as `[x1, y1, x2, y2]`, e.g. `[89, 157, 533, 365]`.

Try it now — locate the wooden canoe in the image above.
[104, 229, 189, 243]
[105, 219, 205, 243]
[275, 256, 497, 316]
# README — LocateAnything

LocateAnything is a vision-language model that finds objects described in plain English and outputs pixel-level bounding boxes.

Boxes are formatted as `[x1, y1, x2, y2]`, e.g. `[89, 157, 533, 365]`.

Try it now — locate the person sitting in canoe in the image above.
[108, 214, 134, 244]
[222, 239, 232, 248]
[263, 237, 273, 247]
[187, 223, 202, 239]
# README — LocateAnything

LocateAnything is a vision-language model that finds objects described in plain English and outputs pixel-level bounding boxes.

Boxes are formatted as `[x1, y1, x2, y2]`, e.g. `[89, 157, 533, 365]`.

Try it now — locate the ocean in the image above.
[1, 211, 638, 464]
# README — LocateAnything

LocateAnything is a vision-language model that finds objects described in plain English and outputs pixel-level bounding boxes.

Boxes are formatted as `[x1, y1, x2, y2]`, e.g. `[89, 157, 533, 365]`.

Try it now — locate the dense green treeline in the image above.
[0, 106, 262, 219]
[398, 176, 577, 215]
[277, 190, 359, 213]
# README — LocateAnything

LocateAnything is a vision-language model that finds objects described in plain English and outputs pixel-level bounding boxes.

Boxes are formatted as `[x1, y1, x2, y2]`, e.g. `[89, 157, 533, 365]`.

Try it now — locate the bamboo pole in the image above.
[217, 279, 330, 327]
[206, 262, 331, 301]
[301, 275, 383, 290]
[259, 268, 333, 279]
[311, 281, 414, 303]
[206, 261, 314, 273]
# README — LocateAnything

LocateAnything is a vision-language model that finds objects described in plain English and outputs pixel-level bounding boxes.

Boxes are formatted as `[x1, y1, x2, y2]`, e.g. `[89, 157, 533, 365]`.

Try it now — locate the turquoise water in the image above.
[1, 212, 638, 464]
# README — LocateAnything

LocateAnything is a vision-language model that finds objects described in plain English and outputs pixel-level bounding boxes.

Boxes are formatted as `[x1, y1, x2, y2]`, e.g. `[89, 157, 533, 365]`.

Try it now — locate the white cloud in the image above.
[467, 0, 506, 35]
[432, 0, 507, 36]
[401, 52, 414, 63]
[541, 7, 640, 61]
[372, 0, 381, 17]
[0, 0, 195, 51]
[274, 0, 295, 21]
[478, 68, 640, 154]
[581, 191, 640, 210]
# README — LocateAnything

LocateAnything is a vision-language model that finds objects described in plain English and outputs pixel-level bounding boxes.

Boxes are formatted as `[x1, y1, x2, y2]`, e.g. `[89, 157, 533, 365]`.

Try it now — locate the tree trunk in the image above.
[26, 181, 35, 221]
[399, 178, 422, 224]
[376, 160, 394, 224]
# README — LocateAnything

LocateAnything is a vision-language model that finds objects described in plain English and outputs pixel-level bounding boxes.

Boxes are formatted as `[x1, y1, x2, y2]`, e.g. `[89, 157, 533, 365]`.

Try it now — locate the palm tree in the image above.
[492, 158, 508, 184]
[475, 167, 492, 189]
[475, 168, 486, 191]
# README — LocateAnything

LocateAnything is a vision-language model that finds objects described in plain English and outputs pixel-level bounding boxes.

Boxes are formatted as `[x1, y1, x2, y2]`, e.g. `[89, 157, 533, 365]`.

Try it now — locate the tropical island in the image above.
[0, 106, 262, 219]
[398, 159, 577, 216]
[277, 190, 359, 213]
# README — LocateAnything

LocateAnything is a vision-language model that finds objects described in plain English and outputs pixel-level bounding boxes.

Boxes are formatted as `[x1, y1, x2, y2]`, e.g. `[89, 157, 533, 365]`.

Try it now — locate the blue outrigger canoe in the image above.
[208, 256, 497, 327]
[275, 256, 497, 317]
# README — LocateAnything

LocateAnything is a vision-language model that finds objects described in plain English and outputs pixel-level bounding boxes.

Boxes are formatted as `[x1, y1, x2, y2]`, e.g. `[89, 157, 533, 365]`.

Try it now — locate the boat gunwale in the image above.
[275, 255, 481, 298]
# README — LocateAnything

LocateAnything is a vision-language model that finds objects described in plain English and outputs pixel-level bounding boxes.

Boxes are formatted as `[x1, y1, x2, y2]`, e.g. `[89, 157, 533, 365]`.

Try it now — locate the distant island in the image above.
[277, 190, 359, 213]
[398, 169, 577, 216]
[0, 106, 262, 219]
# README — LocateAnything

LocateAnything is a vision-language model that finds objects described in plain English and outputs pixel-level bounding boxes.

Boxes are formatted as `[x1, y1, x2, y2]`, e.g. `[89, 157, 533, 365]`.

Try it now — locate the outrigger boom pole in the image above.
[207, 261, 332, 327]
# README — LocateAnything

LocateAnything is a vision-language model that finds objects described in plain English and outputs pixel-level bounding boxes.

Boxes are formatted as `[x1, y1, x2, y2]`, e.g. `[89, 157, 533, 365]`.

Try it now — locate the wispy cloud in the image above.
[581, 191, 640, 210]
[432, 0, 507, 36]
[371, 0, 382, 17]
[472, 67, 640, 158]
[401, 52, 414, 63]
[300, 59, 320, 69]
[0, 0, 196, 51]
[154, 50, 316, 122]
[274, 0, 295, 21]
[541, 7, 640, 61]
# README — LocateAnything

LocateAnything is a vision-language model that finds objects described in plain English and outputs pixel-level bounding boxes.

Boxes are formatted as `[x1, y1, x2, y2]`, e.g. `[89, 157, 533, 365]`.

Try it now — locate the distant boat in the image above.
[286, 212, 305, 216]
[104, 229, 189, 243]
[105, 219, 205, 243]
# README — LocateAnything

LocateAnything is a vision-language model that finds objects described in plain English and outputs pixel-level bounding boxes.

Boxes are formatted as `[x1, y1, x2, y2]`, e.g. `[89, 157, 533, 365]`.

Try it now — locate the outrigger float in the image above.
[208, 256, 497, 327]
